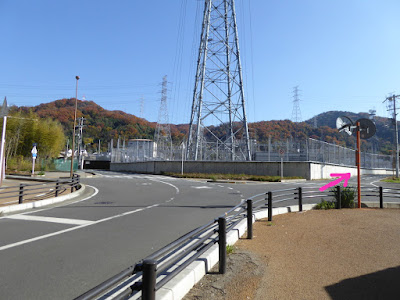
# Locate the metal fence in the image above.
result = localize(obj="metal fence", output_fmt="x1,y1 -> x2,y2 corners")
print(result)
110,138 -> 393,169
0,174 -> 80,205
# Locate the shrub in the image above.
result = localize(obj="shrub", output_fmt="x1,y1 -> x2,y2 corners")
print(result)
331,186 -> 355,208
315,200 -> 336,210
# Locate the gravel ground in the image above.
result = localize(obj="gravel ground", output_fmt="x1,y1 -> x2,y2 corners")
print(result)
185,208 -> 400,300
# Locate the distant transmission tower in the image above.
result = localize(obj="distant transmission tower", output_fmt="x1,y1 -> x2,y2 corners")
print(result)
186,0 -> 251,161
291,86 -> 302,122
140,96 -> 144,119
154,76 -> 173,159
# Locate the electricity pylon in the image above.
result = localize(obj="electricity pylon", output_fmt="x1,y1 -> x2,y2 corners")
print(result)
155,75 -> 173,159
186,0 -> 251,161
291,86 -> 302,123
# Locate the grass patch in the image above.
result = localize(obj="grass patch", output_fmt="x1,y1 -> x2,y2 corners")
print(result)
226,244 -> 235,255
163,172 -> 303,182
382,176 -> 400,183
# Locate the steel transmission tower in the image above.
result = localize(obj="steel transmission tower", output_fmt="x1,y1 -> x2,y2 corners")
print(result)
291,86 -> 302,123
186,0 -> 251,161
155,76 -> 173,159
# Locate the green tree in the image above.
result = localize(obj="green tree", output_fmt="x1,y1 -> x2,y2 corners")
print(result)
1,111 -> 65,160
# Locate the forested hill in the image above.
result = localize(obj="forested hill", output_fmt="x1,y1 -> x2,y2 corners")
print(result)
12,99 -> 395,154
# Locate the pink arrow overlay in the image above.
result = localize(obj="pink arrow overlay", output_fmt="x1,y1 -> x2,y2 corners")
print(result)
319,173 -> 351,192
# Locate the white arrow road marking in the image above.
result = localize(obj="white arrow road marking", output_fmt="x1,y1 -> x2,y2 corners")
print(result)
5,215 -> 93,226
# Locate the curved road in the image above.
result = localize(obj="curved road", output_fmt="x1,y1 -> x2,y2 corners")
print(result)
0,171 -> 388,299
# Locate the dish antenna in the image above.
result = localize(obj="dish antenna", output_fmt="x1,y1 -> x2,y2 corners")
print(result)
336,116 -> 353,136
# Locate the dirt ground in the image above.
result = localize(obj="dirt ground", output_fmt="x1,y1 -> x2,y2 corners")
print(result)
184,209 -> 400,300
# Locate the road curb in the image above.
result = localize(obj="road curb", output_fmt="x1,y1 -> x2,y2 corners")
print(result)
156,203 -> 317,300
362,201 -> 400,209
0,184 -> 86,215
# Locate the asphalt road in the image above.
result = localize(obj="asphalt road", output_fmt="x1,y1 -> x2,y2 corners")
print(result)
0,171 -> 391,299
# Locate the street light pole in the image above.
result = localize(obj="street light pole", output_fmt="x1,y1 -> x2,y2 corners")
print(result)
70,76 -> 79,178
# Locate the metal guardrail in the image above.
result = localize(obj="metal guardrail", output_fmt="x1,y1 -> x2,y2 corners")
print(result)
0,174 -> 81,205
76,184 -> 399,300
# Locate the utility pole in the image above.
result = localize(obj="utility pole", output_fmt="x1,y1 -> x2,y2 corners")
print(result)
384,95 -> 400,177
70,76 -> 79,178
76,117 -> 85,169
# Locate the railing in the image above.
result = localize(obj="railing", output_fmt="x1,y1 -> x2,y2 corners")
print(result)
76,184 -> 399,300
0,174 -> 81,205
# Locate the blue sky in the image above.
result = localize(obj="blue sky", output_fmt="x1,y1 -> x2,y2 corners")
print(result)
1,0 -> 400,125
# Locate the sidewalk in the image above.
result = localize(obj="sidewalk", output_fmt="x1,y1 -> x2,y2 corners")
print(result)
186,208 -> 400,299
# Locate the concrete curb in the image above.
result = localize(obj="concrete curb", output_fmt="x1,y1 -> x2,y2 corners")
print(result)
156,203 -> 316,300
362,201 -> 400,209
0,184 -> 86,215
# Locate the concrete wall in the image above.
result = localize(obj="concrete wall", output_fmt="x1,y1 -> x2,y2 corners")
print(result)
111,161 -> 393,180
111,161 -> 310,179
309,163 -> 392,180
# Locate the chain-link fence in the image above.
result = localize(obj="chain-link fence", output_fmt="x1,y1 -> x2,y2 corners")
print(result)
110,138 -> 393,169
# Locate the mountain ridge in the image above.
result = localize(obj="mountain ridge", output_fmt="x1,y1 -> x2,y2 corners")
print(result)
11,99 -> 394,154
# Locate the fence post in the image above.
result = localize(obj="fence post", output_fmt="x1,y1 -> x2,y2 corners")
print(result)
19,184 -> 25,204
142,259 -> 156,300
218,217 -> 226,274
76,174 -> 80,191
379,186 -> 383,209
247,199 -> 253,239
55,180 -> 60,197
336,186 -> 341,209
268,191 -> 272,222
298,187 -> 303,212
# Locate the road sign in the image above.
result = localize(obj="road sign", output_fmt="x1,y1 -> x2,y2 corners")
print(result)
279,148 -> 285,156
31,146 -> 37,158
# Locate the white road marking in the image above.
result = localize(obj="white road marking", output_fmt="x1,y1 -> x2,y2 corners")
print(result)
227,187 -> 233,190
0,203 -> 159,252
147,177 -> 180,194
5,215 -> 93,225
0,185 -> 100,218
191,186 -> 212,189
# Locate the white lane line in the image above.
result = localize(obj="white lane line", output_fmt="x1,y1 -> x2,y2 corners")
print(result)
0,203 -> 159,252
147,177 -> 180,194
5,215 -> 93,225
0,185 -> 100,218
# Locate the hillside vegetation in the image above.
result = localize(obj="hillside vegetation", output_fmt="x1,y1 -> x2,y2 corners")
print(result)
11,99 -> 395,155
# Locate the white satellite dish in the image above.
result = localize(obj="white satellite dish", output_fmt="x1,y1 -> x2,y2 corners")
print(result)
336,116 -> 353,136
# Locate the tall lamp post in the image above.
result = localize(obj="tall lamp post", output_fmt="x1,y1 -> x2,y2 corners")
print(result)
70,76 -> 80,178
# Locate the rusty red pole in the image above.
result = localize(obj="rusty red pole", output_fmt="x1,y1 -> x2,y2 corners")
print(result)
356,122 -> 361,208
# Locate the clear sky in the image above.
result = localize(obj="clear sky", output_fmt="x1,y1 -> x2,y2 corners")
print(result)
1,0 -> 400,125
